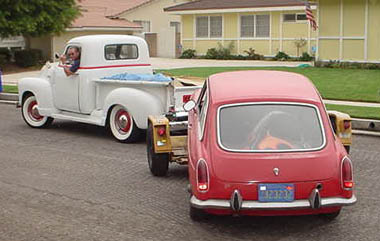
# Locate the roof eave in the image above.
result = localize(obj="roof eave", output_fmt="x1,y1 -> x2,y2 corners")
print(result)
165,5 -> 317,15
67,26 -> 143,32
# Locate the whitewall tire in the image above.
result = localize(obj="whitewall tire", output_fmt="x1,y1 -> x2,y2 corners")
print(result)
21,94 -> 53,128
108,105 -> 143,143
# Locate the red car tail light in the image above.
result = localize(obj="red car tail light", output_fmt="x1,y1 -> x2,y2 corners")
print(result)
342,156 -> 354,189
343,120 -> 351,129
196,159 -> 209,192
157,126 -> 166,136
183,95 -> 191,104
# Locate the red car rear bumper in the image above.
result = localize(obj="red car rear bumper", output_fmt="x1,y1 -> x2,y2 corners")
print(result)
190,194 -> 356,213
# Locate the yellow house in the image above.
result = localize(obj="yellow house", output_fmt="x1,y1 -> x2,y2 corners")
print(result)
317,0 -> 380,62
165,0 -> 318,57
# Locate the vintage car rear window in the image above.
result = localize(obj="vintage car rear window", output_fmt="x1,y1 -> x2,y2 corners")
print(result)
218,103 -> 325,152
105,44 -> 138,60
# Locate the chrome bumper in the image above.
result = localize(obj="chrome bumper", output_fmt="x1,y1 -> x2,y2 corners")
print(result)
190,195 -> 357,210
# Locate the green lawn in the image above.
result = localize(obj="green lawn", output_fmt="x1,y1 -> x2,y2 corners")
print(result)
325,104 -> 380,120
158,67 -> 380,103
2,85 -> 18,93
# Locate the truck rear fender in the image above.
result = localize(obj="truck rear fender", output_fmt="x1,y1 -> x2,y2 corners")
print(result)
18,77 -> 55,115
103,88 -> 164,129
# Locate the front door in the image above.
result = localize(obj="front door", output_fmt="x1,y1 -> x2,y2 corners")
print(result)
52,65 -> 80,113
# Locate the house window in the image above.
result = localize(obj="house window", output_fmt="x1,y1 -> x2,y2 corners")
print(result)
170,21 -> 181,33
241,15 -> 255,37
210,16 -> 222,38
196,16 -> 222,38
240,14 -> 270,38
297,14 -> 308,21
256,15 -> 270,37
196,16 -> 208,38
133,20 -> 151,32
283,14 -> 308,22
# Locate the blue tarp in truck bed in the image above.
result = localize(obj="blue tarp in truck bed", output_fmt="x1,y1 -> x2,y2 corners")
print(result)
101,73 -> 172,82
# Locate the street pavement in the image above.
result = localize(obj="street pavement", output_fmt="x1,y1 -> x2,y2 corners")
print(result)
0,103 -> 379,241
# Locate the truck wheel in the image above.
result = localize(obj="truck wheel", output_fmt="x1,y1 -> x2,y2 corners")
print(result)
147,122 -> 169,176
22,94 -> 53,128
109,105 -> 142,143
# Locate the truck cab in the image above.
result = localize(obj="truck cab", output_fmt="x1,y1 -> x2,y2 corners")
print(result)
18,35 -> 197,143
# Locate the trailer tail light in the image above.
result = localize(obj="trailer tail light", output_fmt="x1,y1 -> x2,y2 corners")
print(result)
196,159 -> 209,192
157,126 -> 166,136
342,157 -> 354,189
183,95 -> 191,104
343,120 -> 351,130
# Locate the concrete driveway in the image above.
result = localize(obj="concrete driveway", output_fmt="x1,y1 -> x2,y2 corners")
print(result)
2,58 -> 310,85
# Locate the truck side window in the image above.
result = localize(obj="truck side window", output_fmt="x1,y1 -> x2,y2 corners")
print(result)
105,44 -> 138,60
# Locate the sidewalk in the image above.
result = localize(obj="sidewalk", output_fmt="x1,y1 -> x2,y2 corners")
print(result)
1,58 -> 310,85
324,99 -> 380,108
2,70 -> 40,86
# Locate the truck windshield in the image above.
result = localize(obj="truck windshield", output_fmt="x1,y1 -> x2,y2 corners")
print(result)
218,103 -> 325,152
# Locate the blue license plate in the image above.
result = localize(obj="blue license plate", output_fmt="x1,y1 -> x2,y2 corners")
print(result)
258,184 -> 294,202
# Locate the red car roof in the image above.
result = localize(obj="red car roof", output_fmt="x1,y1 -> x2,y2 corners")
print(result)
208,71 -> 322,104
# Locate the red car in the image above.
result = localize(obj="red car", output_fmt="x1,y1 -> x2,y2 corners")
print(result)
186,71 -> 356,220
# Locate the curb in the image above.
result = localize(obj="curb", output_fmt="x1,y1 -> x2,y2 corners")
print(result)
0,93 -> 18,101
1,92 -> 380,137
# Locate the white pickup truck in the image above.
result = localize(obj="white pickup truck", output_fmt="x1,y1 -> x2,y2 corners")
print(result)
18,35 -> 198,142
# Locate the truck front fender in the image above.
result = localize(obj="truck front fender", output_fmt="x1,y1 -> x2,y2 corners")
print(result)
103,88 -> 164,129
18,77 -> 56,116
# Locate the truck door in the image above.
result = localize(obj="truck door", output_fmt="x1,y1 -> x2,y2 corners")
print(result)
52,45 -> 81,113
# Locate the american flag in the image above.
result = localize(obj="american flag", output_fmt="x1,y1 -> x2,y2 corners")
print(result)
305,0 -> 318,31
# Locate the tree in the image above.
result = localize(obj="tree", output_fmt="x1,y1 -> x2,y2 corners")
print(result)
0,0 -> 80,38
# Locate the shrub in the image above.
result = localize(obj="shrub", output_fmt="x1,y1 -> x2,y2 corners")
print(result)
299,52 -> 313,61
243,48 -> 264,60
179,49 -> 196,59
0,54 -> 7,66
0,48 -> 12,62
205,48 -> 219,59
314,60 -> 380,70
205,42 -> 235,60
274,51 -> 291,61
14,49 -> 43,67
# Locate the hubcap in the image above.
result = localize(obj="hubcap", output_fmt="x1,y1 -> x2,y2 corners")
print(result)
28,100 -> 43,121
115,109 -> 131,134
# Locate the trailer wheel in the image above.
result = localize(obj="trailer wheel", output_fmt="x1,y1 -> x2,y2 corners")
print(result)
147,122 -> 169,176
109,105 -> 142,143
22,94 -> 53,128
344,146 -> 350,154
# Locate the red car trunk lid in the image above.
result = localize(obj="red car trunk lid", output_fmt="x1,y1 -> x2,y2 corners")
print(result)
211,150 -> 338,183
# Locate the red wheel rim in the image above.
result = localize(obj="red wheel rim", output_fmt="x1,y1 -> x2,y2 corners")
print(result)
28,100 -> 43,121
115,109 -> 132,134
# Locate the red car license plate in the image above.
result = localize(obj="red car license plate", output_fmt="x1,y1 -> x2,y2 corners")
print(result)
258,184 -> 295,202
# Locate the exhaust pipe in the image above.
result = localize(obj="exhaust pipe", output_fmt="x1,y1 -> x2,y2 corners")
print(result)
309,184 -> 322,209
230,190 -> 243,212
